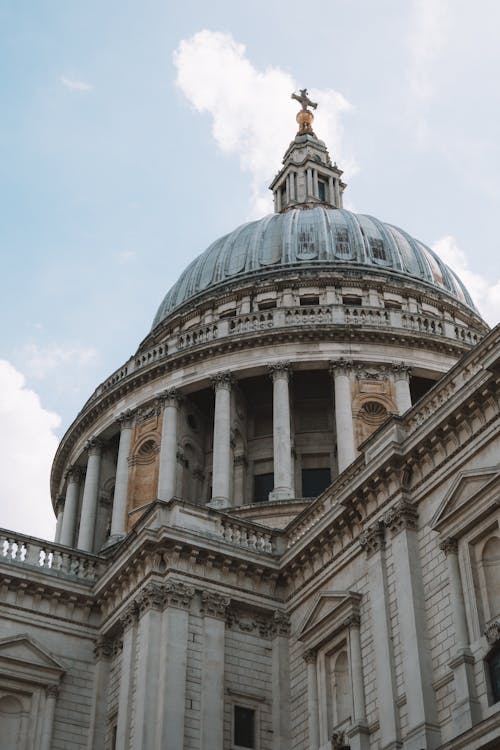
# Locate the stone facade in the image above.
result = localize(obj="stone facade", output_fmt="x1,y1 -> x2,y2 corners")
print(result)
1,114 -> 499,750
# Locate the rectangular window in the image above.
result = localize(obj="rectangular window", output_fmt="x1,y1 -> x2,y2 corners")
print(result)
302,468 -> 331,497
300,296 -> 320,306
254,473 -> 274,502
234,705 -> 256,748
342,295 -> 362,306
258,300 -> 277,310
318,180 -> 327,201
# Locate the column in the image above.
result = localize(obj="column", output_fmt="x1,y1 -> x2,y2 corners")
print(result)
344,615 -> 369,750
60,466 -> 82,547
440,538 -> 480,733
290,172 -> 296,201
233,455 -> 247,506
304,650 -> 319,750
384,499 -> 440,750
39,685 -> 58,750
158,389 -> 181,501
285,175 -> 290,204
200,591 -> 230,750
271,611 -> 291,750
313,169 -> 319,198
328,176 -> 334,205
133,584 -> 164,750
359,521 -> 400,750
307,168 -> 313,196
210,373 -> 232,508
392,363 -> 412,414
116,603 -> 138,750
77,438 -> 103,552
269,363 -> 293,500
330,359 -> 356,472
110,410 -> 135,539
87,636 -> 113,750
54,496 -> 65,543
155,582 -> 195,749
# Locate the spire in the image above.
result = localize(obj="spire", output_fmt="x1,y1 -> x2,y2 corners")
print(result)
269,89 -> 347,213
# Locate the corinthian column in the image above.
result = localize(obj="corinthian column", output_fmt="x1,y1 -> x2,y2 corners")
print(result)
210,373 -> 232,508
110,410 -> 135,539
60,466 -> 83,547
269,363 -> 293,500
392,362 -> 412,414
158,389 -> 181,501
77,437 -> 104,552
330,359 -> 356,472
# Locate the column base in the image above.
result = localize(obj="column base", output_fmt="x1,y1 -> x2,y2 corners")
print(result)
269,487 -> 293,501
208,496 -> 231,509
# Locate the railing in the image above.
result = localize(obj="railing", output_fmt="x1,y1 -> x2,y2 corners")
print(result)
177,325 -> 218,350
401,313 -> 444,336
219,518 -> 275,554
285,306 -> 333,325
229,313 -> 274,334
0,531 -> 105,583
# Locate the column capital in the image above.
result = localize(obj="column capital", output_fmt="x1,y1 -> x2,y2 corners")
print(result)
136,582 -> 165,613
55,495 -> 65,513
440,537 -> 459,556
211,371 -> 233,391
391,361 -> 412,382
64,464 -> 84,483
94,635 -> 114,660
384,498 -> 418,534
271,609 -> 291,637
268,361 -> 292,381
329,357 -> 354,377
359,521 -> 386,556
85,436 -> 104,456
484,619 -> 500,646
343,613 -> 361,630
164,580 -> 195,610
303,648 -> 317,664
117,408 -> 135,429
119,602 -> 138,631
159,388 -> 182,406
200,590 -> 231,619
45,684 -> 59,699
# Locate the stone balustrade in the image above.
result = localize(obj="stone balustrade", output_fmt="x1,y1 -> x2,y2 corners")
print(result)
0,530 -> 104,583
219,518 -> 275,554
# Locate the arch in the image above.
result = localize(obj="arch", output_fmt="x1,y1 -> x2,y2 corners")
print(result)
334,650 -> 351,724
0,694 -> 23,750
482,536 -> 500,618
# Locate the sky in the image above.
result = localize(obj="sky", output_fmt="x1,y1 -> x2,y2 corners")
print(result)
1,0 -> 500,539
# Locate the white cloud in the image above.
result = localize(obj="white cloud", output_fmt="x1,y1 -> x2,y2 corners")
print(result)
407,0 -> 449,140
113,249 -> 137,264
174,30 -> 355,216
0,361 -> 60,539
60,76 -> 94,93
432,236 -> 500,326
21,343 -> 98,379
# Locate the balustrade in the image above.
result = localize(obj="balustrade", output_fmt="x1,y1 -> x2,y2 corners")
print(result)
219,519 -> 274,554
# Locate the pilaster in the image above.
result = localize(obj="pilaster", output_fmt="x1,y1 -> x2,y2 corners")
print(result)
271,610 -> 291,750
303,649 -> 320,750
39,685 -> 59,750
54,495 -> 65,543
87,635 -> 114,750
344,614 -> 370,750
116,603 -> 138,750
200,590 -> 230,749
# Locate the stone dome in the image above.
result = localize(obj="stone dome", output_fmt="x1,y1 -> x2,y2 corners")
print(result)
152,207 -> 476,328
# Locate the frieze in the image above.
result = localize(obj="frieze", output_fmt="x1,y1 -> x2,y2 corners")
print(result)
355,364 -> 389,381
135,399 -> 162,425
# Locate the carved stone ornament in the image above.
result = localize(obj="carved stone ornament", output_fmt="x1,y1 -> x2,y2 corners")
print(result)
55,495 -> 65,513
135,582 -> 165,613
343,613 -> 361,629
65,464 -> 84,484
94,635 -> 114,660
159,388 -> 181,407
303,648 -> 317,664
271,609 -> 291,637
355,364 -> 388,381
211,371 -> 233,390
117,408 -> 135,429
391,362 -> 412,381
359,521 -> 385,556
484,620 -> 500,646
331,730 -> 346,750
226,609 -> 273,637
135,399 -> 162,425
234,454 -> 248,467
384,498 -> 418,534
329,358 -> 354,377
45,685 -> 60,699
85,436 -> 104,455
439,537 -> 459,555
200,590 -> 231,619
163,581 -> 195,609
119,602 -> 138,631
268,361 -> 292,381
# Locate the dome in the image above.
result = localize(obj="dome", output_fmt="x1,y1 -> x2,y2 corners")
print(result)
152,207 -> 476,328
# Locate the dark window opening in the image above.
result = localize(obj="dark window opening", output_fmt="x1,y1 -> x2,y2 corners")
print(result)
318,180 -> 327,201
220,309 -> 236,319
281,185 -> 286,206
234,705 -> 256,748
384,300 -> 402,310
254,473 -> 274,502
488,648 -> 500,703
410,375 -> 437,405
302,468 -> 331,497
300,296 -> 320,306
258,300 -> 277,310
343,296 -> 362,306
336,228 -> 350,255
370,238 -> 386,260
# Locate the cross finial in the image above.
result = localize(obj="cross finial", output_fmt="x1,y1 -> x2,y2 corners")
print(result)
291,88 -> 318,111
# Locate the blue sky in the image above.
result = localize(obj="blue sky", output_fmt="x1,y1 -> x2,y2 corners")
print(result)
1,1 -> 499,537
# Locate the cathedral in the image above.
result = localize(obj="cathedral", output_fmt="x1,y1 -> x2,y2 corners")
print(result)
0,92 -> 499,750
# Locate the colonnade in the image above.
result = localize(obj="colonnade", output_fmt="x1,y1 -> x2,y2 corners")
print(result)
55,361 -> 412,552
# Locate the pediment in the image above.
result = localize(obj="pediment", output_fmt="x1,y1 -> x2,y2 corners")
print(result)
430,465 -> 500,534
298,591 -> 361,645
0,635 -> 65,674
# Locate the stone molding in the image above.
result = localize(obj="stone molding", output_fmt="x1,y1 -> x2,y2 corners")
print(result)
200,590 -> 231,619
359,521 -> 386,556
159,388 -> 182,407
484,620 -> 500,646
117,408 -> 135,429
384,498 -> 419,534
439,537 -> 459,555
268,361 -> 292,381
211,371 -> 233,391
329,357 -> 354,377
85,436 -> 104,456
391,361 -> 412,381
163,580 -> 195,610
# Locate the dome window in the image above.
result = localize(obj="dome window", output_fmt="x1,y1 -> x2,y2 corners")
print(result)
370,238 -> 386,260
335,229 -> 350,256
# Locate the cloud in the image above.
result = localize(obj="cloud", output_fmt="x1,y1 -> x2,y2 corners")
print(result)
432,236 -> 500,326
407,0 -> 449,140
60,76 -> 94,93
0,360 -> 60,539
20,343 -> 98,379
113,249 -> 137,264
174,30 -> 355,216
